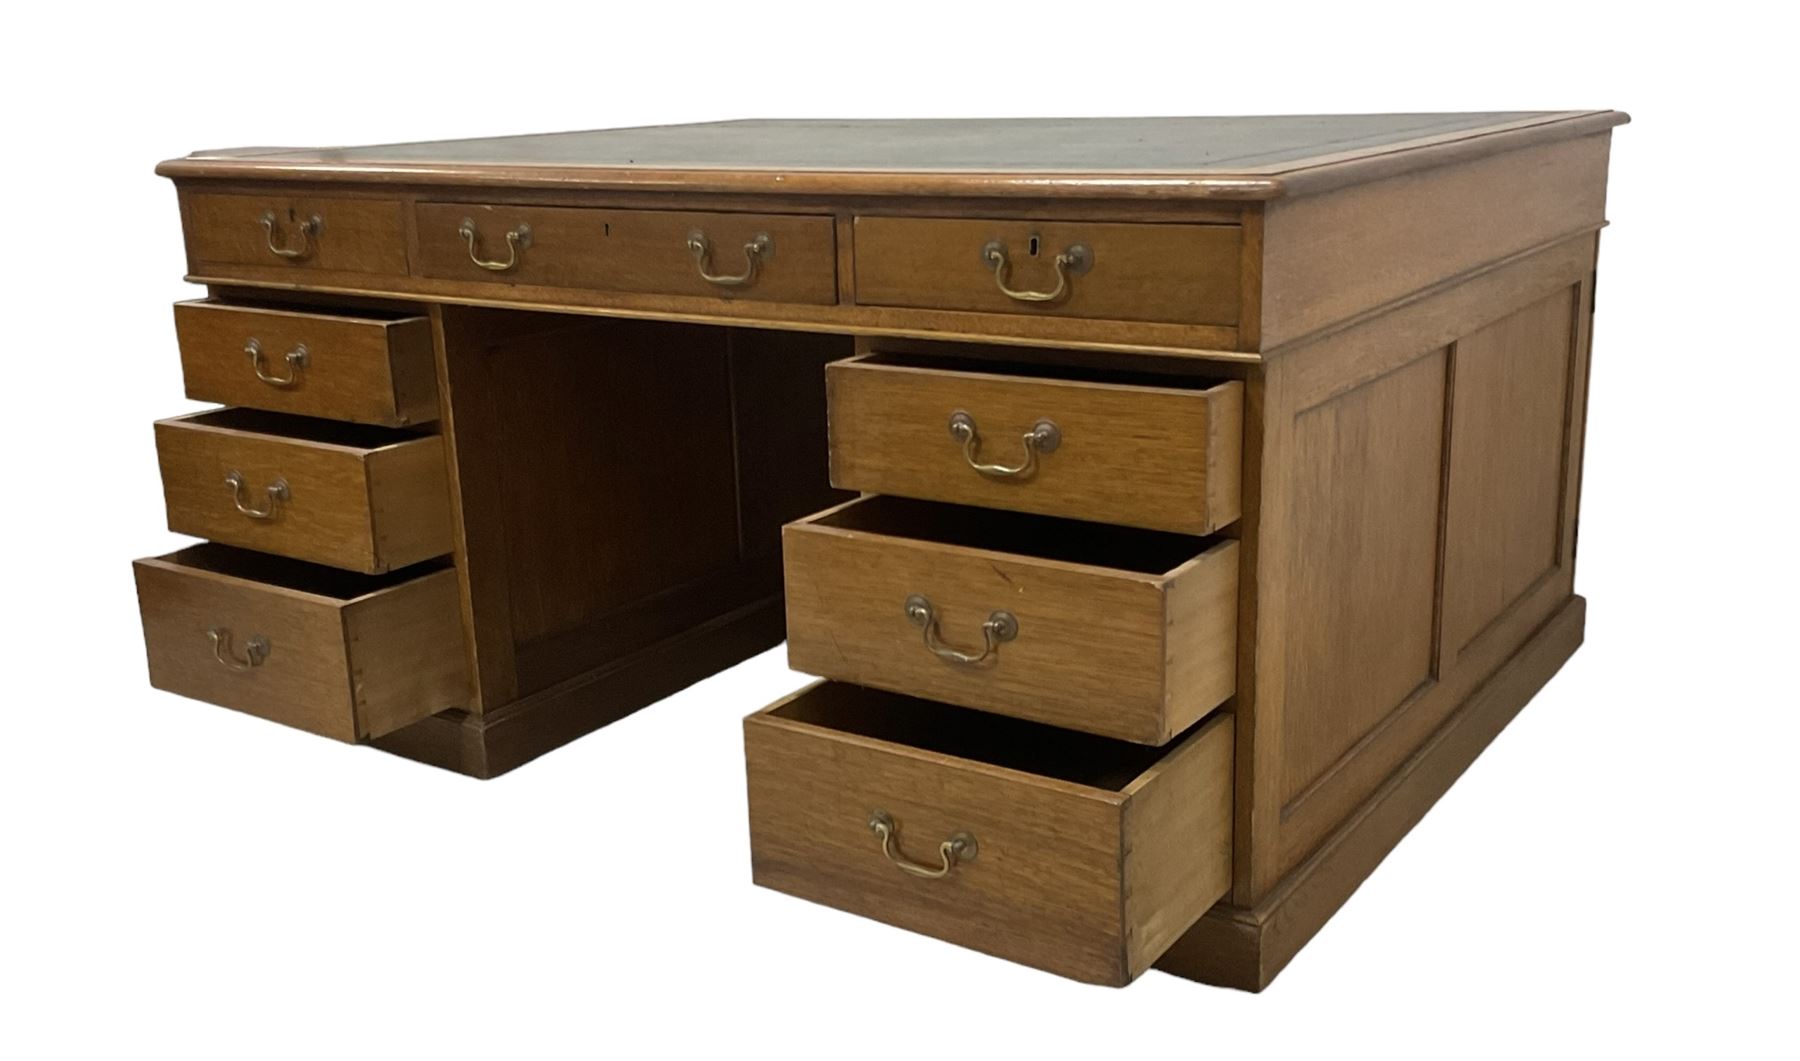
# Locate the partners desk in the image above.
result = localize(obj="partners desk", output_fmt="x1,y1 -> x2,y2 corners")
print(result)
135,113 -> 1626,989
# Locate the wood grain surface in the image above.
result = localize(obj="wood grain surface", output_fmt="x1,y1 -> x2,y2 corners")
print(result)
783,496 -> 1237,744
413,202 -> 837,304
853,216 -> 1239,325
1158,595 -> 1585,990
134,544 -> 466,742
745,682 -> 1232,985
174,300 -> 438,426
1441,289 -> 1578,660
154,409 -> 451,574
181,192 -> 409,276
139,114 -> 1621,993
827,353 -> 1242,534
1258,132 -> 1611,348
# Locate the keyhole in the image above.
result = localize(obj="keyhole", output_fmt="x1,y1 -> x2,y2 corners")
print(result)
1028,235 -> 1040,257
603,223 -> 611,237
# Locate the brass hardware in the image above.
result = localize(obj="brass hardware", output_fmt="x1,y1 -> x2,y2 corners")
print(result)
260,210 -> 322,260
904,594 -> 1017,666
224,471 -> 289,520
980,239 -> 1091,302
687,230 -> 773,287
244,338 -> 307,387
948,410 -> 1060,479
208,627 -> 269,672
868,810 -> 977,879
458,217 -> 531,272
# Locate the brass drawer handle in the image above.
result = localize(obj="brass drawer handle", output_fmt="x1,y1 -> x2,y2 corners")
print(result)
980,239 -> 1092,303
458,217 -> 531,272
260,210 -> 322,260
868,811 -> 977,879
948,410 -> 1060,479
208,627 -> 269,672
687,230 -> 772,287
904,594 -> 1017,666
245,338 -> 307,387
224,471 -> 289,520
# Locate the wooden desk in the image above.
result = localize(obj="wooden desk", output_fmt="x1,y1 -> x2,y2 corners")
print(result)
136,112 -> 1626,989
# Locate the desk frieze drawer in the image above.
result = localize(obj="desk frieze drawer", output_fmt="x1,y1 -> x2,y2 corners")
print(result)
783,496 -> 1239,745
179,192 -> 409,277
412,203 -> 838,304
174,300 -> 438,427
853,216 -> 1240,325
155,409 -> 453,574
134,544 -> 467,743
746,682 -> 1234,985
828,353 -> 1243,535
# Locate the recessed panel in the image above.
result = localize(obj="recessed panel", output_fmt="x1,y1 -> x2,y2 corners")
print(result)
1442,289 -> 1577,657
1281,350 -> 1448,806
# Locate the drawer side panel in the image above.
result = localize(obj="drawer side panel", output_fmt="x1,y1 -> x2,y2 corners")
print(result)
1121,713 -> 1235,978
342,568 -> 470,738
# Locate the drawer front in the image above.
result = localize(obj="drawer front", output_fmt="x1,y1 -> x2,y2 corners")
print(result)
174,301 -> 438,427
134,545 -> 467,742
412,203 -> 838,304
745,683 -> 1234,985
853,217 -> 1240,325
828,354 -> 1243,535
181,192 -> 408,276
783,497 -> 1239,744
155,410 -> 452,574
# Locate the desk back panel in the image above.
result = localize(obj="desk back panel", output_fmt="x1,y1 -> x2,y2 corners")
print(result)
432,307 -> 847,709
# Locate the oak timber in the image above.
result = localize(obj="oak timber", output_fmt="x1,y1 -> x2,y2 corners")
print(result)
138,113 -> 1622,991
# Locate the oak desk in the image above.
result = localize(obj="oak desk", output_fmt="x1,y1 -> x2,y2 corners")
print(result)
137,112 -> 1625,989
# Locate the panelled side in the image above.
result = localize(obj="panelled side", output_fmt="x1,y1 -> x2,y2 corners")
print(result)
1226,234 -> 1601,896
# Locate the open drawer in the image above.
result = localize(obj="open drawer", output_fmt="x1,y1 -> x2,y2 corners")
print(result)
783,495 -> 1239,745
173,299 -> 437,427
745,681 -> 1234,985
155,408 -> 452,574
133,544 -> 468,742
826,352 -> 1243,534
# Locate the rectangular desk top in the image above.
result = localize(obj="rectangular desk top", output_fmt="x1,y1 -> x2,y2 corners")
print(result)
158,111 -> 1627,201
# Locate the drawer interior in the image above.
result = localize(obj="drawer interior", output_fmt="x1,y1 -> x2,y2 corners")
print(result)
856,350 -> 1232,392
770,680 -> 1204,792
160,542 -> 446,600
138,543 -> 467,741
804,494 -> 1216,575
194,296 -> 424,324
176,407 -> 431,449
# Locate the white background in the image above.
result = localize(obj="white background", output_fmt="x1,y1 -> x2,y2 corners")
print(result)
3,2 -> 1796,1057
